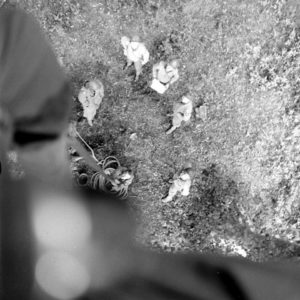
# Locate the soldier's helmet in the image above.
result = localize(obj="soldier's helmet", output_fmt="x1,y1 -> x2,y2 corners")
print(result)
180,172 -> 191,180
131,35 -> 141,43
121,36 -> 130,47
169,59 -> 179,69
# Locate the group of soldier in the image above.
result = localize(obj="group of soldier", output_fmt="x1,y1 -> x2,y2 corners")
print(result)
2,9 -> 300,299
77,34 -> 194,203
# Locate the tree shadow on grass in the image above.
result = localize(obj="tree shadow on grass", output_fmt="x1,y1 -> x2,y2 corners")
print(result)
181,163 -> 300,262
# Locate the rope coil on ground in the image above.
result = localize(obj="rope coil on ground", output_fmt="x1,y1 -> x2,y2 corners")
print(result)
91,156 -> 129,199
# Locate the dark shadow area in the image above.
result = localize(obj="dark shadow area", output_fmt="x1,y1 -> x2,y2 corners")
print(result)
178,163 -> 300,262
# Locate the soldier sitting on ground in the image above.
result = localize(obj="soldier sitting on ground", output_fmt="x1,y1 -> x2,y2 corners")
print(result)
121,35 -> 150,81
162,165 -> 193,203
150,59 -> 179,94
6,9 -> 300,300
166,94 -> 193,135
78,79 -> 104,126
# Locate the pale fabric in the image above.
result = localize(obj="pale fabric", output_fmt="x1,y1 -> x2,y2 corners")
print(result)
152,61 -> 170,83
173,174 -> 192,196
121,36 -> 130,55
165,64 -> 179,84
152,61 -> 179,93
121,36 -> 149,65
78,80 -> 104,126
167,96 -> 193,133
196,105 -> 208,121
111,170 -> 134,191
173,97 -> 193,124
162,174 -> 192,202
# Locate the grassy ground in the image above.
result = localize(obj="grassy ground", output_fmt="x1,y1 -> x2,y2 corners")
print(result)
7,0 -> 300,261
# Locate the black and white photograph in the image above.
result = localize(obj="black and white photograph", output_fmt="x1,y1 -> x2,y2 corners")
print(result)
0,0 -> 300,299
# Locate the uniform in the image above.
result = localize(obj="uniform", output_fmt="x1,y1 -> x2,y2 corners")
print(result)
151,60 -> 179,94
162,172 -> 192,203
0,7 -> 72,300
121,36 -> 150,81
166,95 -> 193,134
78,79 -> 104,126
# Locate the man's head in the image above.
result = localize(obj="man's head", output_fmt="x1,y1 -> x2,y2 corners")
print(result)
179,171 -> 190,181
169,59 -> 179,69
180,163 -> 193,180
121,36 -> 130,47
130,35 -> 141,49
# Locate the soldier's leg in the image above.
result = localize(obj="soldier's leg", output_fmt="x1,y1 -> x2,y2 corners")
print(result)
162,184 -> 178,202
134,60 -> 143,81
181,182 -> 191,196
166,126 -> 177,135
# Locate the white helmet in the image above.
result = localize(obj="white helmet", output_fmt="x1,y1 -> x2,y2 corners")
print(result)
181,96 -> 191,104
180,173 -> 190,181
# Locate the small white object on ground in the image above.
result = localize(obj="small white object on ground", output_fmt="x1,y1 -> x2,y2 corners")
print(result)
195,105 -> 207,121
129,133 -> 137,140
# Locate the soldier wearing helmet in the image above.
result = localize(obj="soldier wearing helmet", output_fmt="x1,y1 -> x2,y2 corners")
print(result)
121,35 -> 150,81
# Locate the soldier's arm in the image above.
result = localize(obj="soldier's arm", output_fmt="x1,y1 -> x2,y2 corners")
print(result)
169,70 -> 180,84
182,180 -> 191,196
121,36 -> 130,56
0,8 -> 72,188
95,80 -> 105,100
173,102 -> 183,114
141,46 -> 150,65
94,89 -> 104,106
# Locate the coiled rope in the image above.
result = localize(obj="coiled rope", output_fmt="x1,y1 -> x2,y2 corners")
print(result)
70,126 -> 131,199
